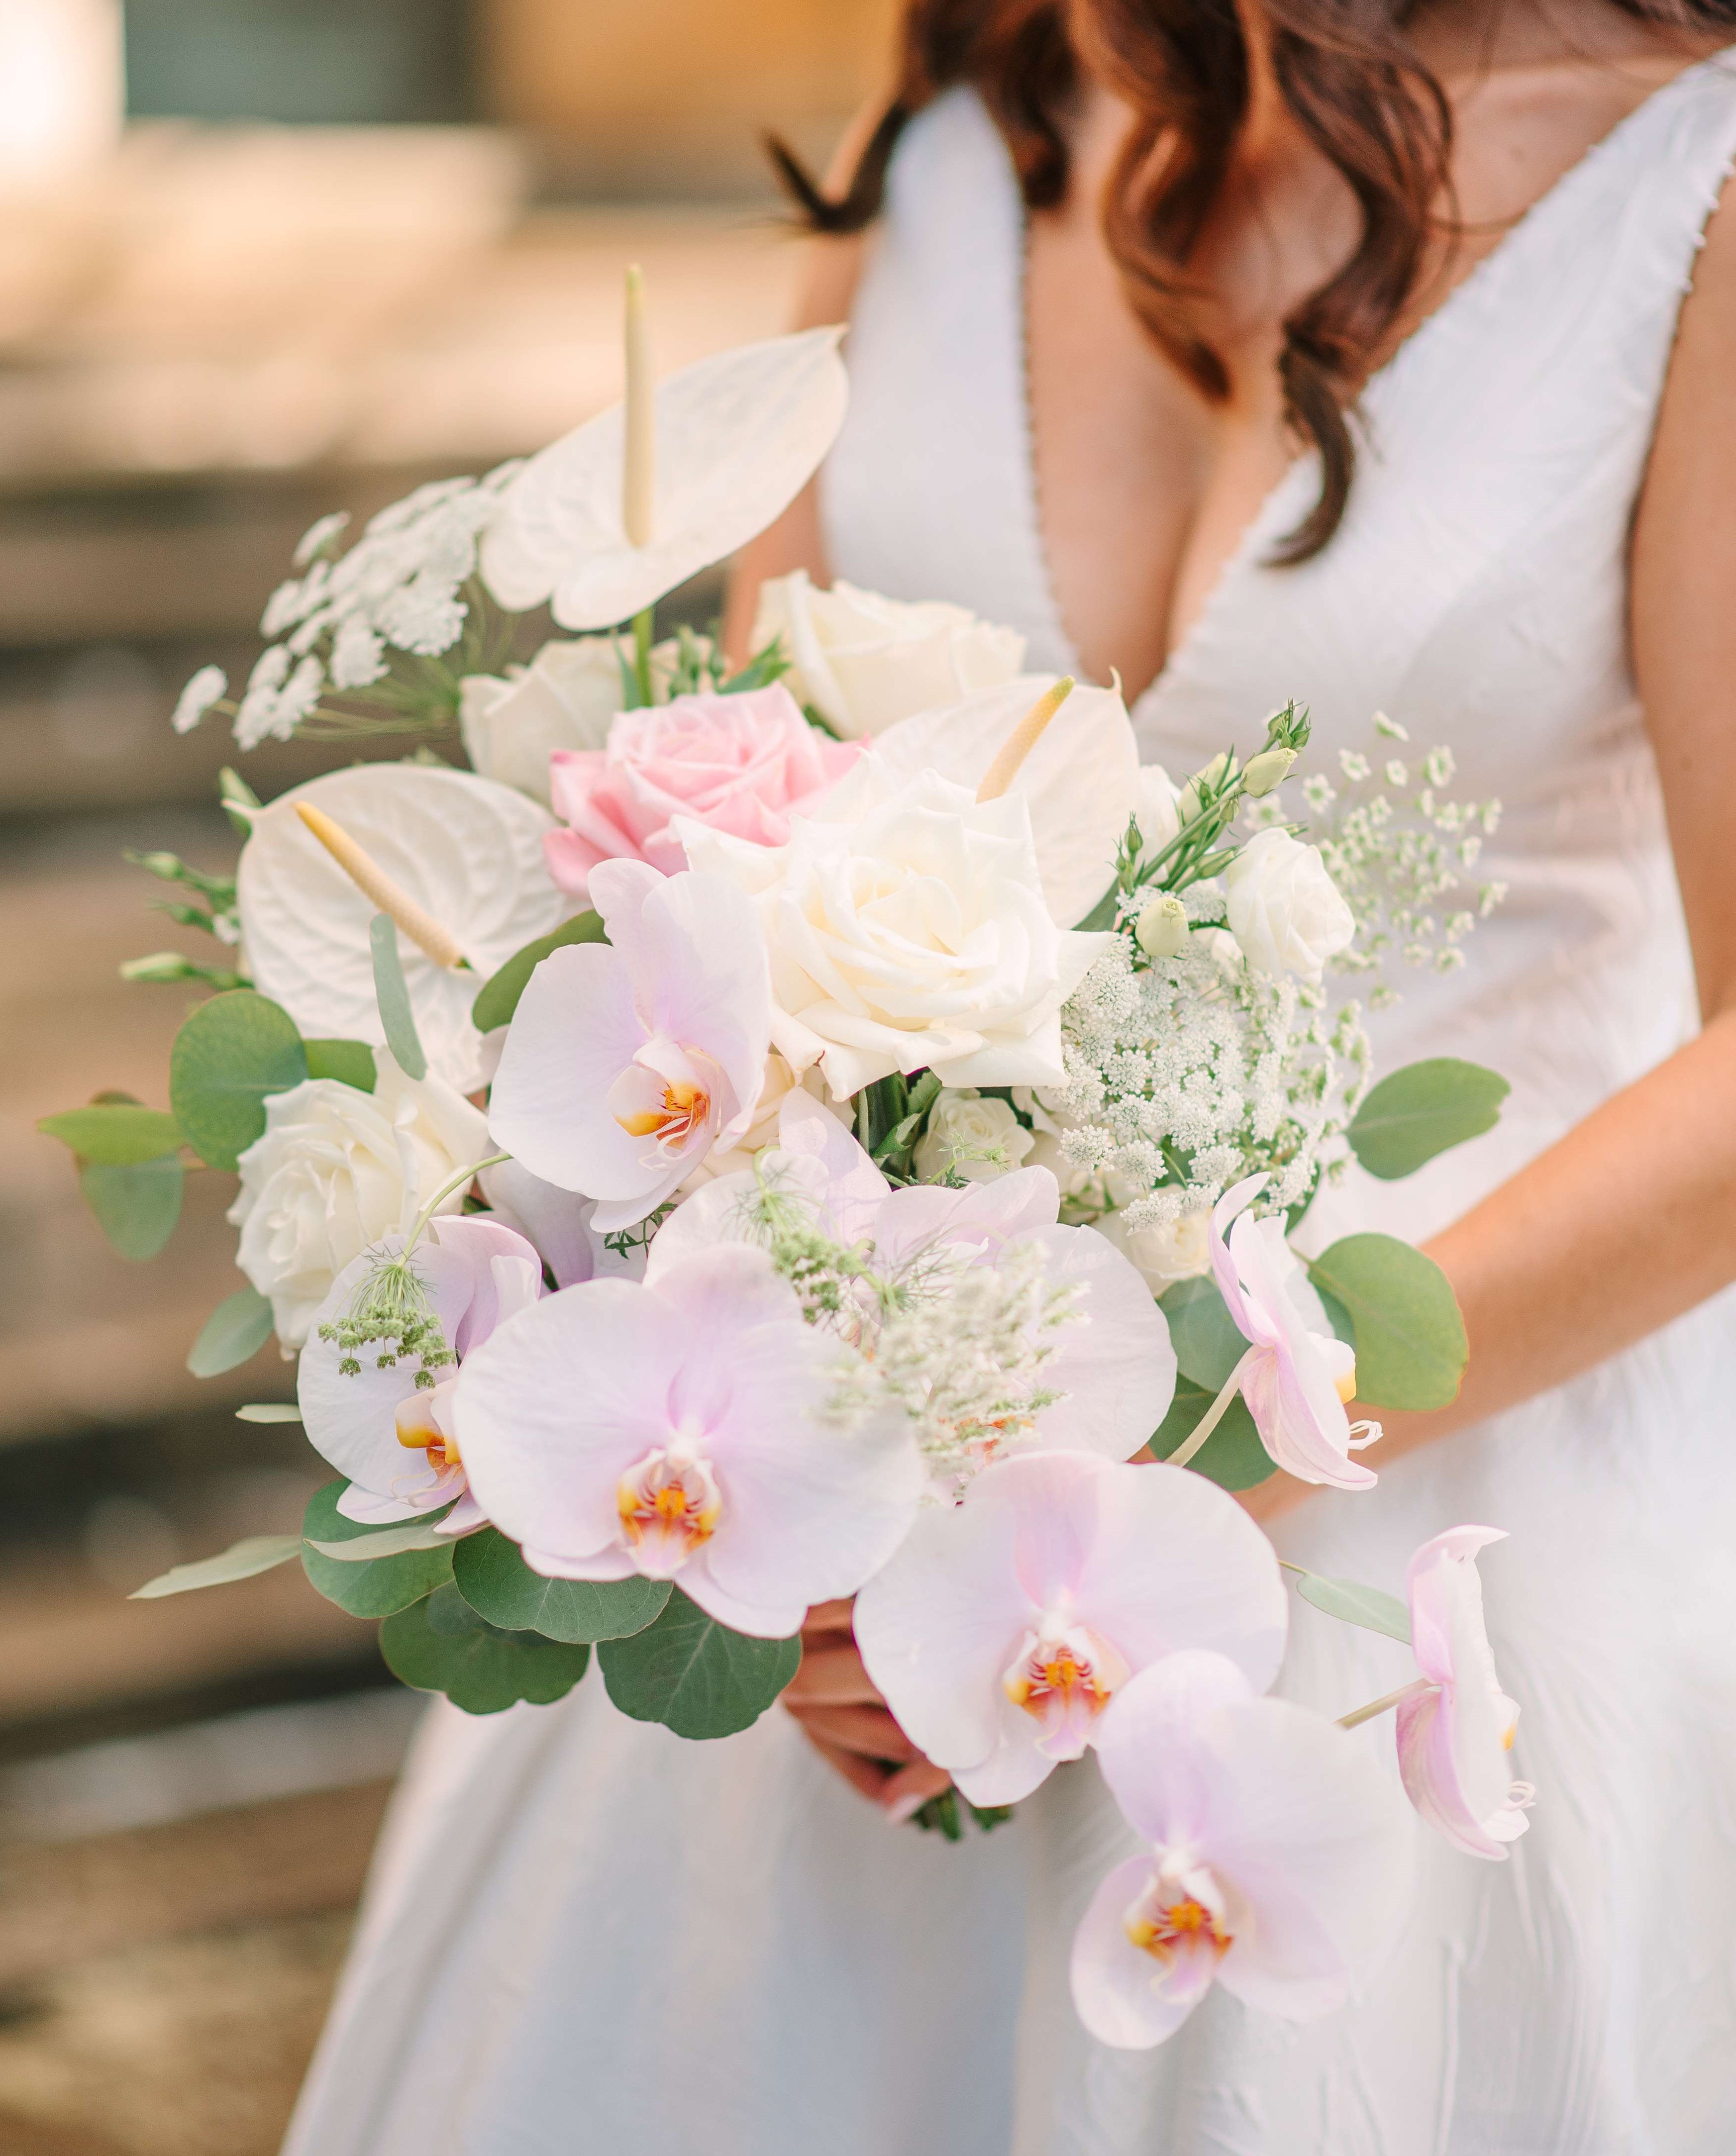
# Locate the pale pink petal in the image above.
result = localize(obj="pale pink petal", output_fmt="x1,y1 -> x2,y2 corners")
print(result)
641,1154 -> 832,1282
775,1089 -> 889,1246
1240,1340 -> 1378,1490
633,871 -> 772,1140
1023,1223 -> 1178,1459
1070,1856 -> 1208,2050
479,1156 -> 636,1286
873,1166 -> 1061,1276
487,943 -> 651,1199
1209,1174 -> 1270,1340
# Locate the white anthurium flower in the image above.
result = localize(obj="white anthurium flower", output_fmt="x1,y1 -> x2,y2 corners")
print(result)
227,1050 -> 489,1351
1225,826 -> 1356,982
1070,1651 -> 1412,2050
487,858 -> 772,1235
453,1244 -> 924,1637
750,572 -> 1026,740
298,1215 -> 545,1534
678,761 -> 1114,1099
856,1454 -> 1288,1807
236,763 -> 568,1094
480,327 -> 850,633
866,676 -> 1140,927
460,634 -> 701,806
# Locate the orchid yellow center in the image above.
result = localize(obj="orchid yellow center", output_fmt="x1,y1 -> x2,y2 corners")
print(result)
1002,1618 -> 1130,1761
1334,1357 -> 1358,1404
616,1078 -> 710,1142
395,1391 -> 461,1474
1123,1855 -> 1235,1979
616,1443 -> 721,1578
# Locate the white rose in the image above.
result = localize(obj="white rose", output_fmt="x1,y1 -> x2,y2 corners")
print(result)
1133,763 -> 1182,856
460,636 -> 705,806
679,759 -> 1112,1099
1225,826 -> 1356,982
1090,1208 -> 1213,1295
227,1053 -> 488,1350
752,571 -> 1025,740
913,1089 -> 1036,1184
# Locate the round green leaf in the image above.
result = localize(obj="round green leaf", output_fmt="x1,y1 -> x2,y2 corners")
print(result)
451,1528 -> 670,1643
187,1285 -> 275,1376
300,1478 -> 455,1618
380,1584 -> 592,1713
169,990 -> 308,1171
80,1156 -> 183,1260
1346,1058 -> 1510,1181
1307,1235 -> 1468,1411
597,1588 -> 801,1739
472,911 -> 607,1034
1149,1376 -> 1274,1491
303,1039 -> 376,1091
39,1103 -> 184,1163
1158,1275 -> 1247,1391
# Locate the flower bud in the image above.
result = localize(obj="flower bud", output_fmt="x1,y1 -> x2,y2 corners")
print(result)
1134,893 -> 1190,959
1240,747 -> 1297,797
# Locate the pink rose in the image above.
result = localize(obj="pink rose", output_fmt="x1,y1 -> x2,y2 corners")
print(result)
543,685 -> 861,898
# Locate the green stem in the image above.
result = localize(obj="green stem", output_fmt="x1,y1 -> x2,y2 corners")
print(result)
632,606 -> 655,706
1337,1677 -> 1434,1732
1165,1349 -> 1255,1470
407,1152 -> 511,1255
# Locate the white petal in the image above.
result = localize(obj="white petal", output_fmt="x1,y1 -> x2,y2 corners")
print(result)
480,329 -> 849,631
1070,1855 -> 1207,2050
1024,1223 -> 1178,1460
487,943 -> 651,1199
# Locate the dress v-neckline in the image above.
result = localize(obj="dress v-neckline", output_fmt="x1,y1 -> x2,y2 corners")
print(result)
1014,44 -> 1736,721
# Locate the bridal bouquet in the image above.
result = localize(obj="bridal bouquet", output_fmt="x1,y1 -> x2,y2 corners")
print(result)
40,275 -> 1531,2051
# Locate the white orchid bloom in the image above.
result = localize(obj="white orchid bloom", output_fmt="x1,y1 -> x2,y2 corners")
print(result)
854,1452 -> 1288,1806
452,1245 -> 923,1637
480,328 -> 849,633
487,858 -> 772,1234
236,763 -> 568,1094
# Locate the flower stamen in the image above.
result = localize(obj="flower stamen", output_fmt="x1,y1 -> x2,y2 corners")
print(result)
616,1444 -> 722,1576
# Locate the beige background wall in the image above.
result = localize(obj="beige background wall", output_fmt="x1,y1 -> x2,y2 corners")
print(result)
481,0 -> 901,195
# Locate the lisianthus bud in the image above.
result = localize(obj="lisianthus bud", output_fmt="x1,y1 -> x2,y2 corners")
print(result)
1134,893 -> 1190,959
1240,747 -> 1297,797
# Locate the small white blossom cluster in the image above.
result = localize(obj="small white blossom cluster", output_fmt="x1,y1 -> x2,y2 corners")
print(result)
1300,714 -> 1505,1003
1048,936 -> 1372,1230
176,469 -> 522,752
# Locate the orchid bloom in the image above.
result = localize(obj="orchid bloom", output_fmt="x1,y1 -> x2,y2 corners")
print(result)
451,1245 -> 923,1637
853,1453 -> 1288,1806
1397,1526 -> 1535,1859
1071,1652 -> 1411,2049
298,1215 -> 545,1536
649,1091 -> 1178,1470
487,858 -> 772,1234
1208,1174 -> 1380,1488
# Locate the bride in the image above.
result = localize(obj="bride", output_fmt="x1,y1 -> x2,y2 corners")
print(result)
285,0 -> 1736,2148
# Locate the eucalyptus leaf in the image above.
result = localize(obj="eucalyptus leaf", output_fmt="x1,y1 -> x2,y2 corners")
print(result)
1347,1058 -> 1509,1180
380,1583 -> 592,1714
130,1534 -> 303,1599
38,1103 -> 184,1164
598,1588 -> 801,1738
1149,1375 -> 1273,1491
303,1038 -> 376,1092
1307,1235 -> 1468,1410
451,1528 -> 671,1643
307,1518 -> 466,1562
187,1285 -> 275,1376
1289,1566 -> 1413,1644
80,1156 -> 183,1261
300,1479 -> 454,1617
1158,1274 -> 1247,1391
471,911 -> 608,1034
236,1403 -> 302,1423
168,990 -> 308,1171
369,914 -> 427,1081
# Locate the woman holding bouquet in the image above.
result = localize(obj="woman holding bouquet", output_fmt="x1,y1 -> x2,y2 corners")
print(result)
287,0 -> 1736,2147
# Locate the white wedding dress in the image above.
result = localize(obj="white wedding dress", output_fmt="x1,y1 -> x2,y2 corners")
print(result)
285,57 -> 1736,2156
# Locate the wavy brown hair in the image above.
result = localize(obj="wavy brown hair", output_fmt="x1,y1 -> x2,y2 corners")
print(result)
773,0 -> 1732,561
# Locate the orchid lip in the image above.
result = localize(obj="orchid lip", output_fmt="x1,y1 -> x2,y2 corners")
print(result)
607,1038 -> 722,1163
1123,1851 -> 1236,1981
616,1441 -> 722,1576
1002,1614 -> 1130,1760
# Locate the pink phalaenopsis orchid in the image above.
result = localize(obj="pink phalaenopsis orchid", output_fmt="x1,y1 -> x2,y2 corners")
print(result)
1070,1652 -> 1411,2049
488,858 -> 772,1234
1207,1173 -> 1380,1488
298,1215 -> 545,1537
1397,1526 -> 1534,1859
452,1245 -> 924,1638
854,1453 -> 1287,1805
543,685 -> 862,900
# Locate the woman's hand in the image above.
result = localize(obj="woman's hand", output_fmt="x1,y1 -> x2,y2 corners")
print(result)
783,1600 -> 953,1823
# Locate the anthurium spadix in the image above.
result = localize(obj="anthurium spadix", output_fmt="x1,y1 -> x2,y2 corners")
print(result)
1201,1173 -> 1381,1489
1070,1652 -> 1411,2050
479,326 -> 850,633
452,1245 -> 923,1636
487,858 -> 772,1234
868,675 -> 1141,928
1397,1526 -> 1534,1859
854,1454 -> 1286,1806
237,763 -> 567,1094
298,1215 -> 544,1535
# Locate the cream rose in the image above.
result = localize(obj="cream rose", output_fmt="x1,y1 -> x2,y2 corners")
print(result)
679,760 -> 1112,1099
751,571 -> 1025,740
1225,827 -> 1356,982
227,1053 -> 488,1350
1089,1208 -> 1213,1296
460,635 -> 703,806
913,1089 -> 1036,1185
